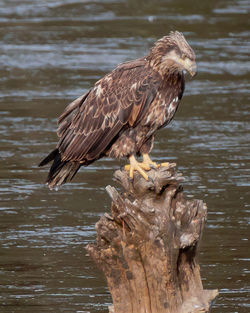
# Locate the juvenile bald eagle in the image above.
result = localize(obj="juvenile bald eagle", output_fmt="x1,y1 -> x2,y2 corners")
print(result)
39,31 -> 196,188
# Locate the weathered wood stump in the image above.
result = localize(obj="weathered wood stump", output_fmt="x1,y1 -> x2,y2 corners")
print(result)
86,164 -> 218,313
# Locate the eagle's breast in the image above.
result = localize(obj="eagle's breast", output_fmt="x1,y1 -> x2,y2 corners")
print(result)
166,96 -> 180,120
141,74 -> 183,134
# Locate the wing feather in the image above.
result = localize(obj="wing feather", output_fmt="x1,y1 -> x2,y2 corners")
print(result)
57,91 -> 90,127
57,58 -> 161,162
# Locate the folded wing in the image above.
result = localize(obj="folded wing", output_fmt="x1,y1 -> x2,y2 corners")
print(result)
56,58 -> 161,163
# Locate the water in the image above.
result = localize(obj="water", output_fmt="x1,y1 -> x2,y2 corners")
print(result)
0,0 -> 249,312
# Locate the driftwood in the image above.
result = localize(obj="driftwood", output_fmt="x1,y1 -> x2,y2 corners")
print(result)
86,164 -> 218,313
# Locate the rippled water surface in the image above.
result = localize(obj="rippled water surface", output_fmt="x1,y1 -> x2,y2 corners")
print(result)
0,0 -> 249,312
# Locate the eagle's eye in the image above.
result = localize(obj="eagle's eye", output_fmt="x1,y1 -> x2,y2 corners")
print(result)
181,53 -> 187,60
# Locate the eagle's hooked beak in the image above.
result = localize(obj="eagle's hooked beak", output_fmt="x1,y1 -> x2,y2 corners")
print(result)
183,58 -> 197,77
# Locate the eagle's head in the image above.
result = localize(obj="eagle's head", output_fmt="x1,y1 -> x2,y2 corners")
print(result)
148,31 -> 197,77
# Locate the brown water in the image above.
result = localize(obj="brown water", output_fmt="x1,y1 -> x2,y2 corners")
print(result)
0,0 -> 249,312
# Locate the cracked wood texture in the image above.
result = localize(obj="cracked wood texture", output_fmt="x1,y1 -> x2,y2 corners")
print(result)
86,164 -> 218,313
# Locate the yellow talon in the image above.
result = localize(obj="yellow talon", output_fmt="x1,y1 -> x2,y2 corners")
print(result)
143,154 -> 170,168
142,153 -> 161,168
139,163 -> 151,170
125,163 -> 150,171
160,162 -> 170,167
125,155 -> 149,180
124,154 -> 171,180
124,164 -> 131,171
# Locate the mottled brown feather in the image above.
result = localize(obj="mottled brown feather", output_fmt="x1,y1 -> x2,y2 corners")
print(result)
57,58 -> 161,162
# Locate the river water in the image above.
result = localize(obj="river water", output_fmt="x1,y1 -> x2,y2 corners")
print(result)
0,0 -> 249,312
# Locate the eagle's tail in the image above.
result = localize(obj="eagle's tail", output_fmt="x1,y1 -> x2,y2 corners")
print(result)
39,149 -> 81,189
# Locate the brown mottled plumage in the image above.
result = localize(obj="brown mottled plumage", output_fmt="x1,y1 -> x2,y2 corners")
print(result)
39,31 -> 196,188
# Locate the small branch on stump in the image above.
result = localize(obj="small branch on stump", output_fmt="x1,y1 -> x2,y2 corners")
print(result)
86,164 -> 218,313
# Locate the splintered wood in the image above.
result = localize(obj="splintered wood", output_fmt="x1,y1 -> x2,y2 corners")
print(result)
86,164 -> 218,313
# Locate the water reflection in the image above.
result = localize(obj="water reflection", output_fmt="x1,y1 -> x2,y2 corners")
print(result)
0,0 -> 249,312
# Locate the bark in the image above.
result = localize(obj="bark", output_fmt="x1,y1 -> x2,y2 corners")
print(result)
86,164 -> 218,313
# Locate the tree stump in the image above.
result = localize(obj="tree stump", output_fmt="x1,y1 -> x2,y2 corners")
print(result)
86,164 -> 218,313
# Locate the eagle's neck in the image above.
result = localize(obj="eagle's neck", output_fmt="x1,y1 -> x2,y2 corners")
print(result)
146,55 -> 183,79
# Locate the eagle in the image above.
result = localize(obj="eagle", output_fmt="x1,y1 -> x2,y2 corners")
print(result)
39,31 -> 196,189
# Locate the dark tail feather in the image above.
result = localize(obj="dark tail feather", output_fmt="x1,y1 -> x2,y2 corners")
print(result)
39,148 -> 58,167
39,148 -> 81,189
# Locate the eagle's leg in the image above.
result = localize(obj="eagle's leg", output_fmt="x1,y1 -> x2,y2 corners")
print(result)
125,155 -> 149,181
142,153 -> 159,168
142,153 -> 170,168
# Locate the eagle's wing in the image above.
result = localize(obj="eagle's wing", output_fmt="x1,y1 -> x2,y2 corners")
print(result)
56,58 -> 161,162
